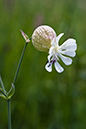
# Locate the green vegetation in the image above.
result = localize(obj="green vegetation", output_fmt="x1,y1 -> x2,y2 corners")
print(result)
0,0 -> 86,129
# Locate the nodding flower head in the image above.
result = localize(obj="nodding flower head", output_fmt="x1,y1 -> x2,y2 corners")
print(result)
31,25 -> 77,73
32,25 -> 56,52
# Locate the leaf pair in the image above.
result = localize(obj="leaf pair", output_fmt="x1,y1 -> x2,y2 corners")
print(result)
0,76 -> 15,99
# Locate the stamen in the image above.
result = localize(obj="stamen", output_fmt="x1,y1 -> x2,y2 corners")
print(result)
47,63 -> 51,67
47,59 -> 56,67
53,60 -> 56,63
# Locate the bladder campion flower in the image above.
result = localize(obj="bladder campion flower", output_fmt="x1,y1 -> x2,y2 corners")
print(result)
32,25 -> 77,73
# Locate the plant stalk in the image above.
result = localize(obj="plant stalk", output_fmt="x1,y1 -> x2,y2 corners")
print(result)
7,42 -> 28,129
13,42 -> 28,84
7,99 -> 11,129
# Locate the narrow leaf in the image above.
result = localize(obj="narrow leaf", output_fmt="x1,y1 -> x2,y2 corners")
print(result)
7,83 -> 15,99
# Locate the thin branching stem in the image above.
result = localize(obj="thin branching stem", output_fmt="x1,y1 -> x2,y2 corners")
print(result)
7,38 -> 31,129
13,42 -> 28,84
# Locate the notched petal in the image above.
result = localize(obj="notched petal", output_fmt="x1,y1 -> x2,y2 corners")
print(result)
59,54 -> 72,65
54,61 -> 64,73
60,39 -> 77,50
61,50 -> 76,57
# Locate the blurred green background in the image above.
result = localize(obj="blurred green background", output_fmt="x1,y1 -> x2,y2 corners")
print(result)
0,0 -> 86,129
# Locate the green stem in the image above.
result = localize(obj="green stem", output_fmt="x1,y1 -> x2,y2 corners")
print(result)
7,99 -> 11,129
13,42 -> 28,84
7,42 -> 28,129
0,76 -> 6,94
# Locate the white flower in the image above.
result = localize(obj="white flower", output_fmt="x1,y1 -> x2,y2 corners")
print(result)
45,33 -> 77,73
31,25 -> 77,73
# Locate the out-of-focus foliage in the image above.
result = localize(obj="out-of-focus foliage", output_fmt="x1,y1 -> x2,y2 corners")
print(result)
0,0 -> 86,129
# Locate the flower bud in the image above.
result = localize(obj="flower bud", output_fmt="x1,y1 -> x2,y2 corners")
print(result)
32,25 -> 56,52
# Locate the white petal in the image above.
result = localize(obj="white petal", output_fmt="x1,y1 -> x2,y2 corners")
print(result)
48,54 -> 52,61
59,53 -> 72,65
54,61 -> 64,73
51,33 -> 64,46
51,37 -> 57,46
45,63 -> 52,72
56,33 -> 64,44
60,39 -> 77,50
61,50 -> 76,57
49,46 -> 54,55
